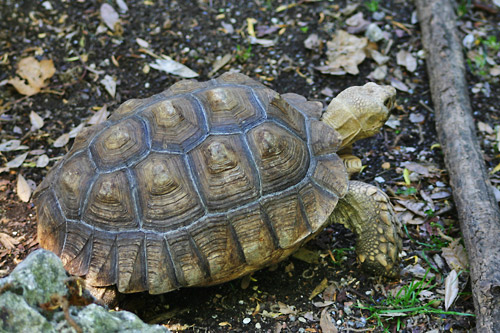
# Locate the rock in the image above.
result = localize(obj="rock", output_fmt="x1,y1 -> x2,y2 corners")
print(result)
0,248 -> 68,306
0,249 -> 169,333
0,292 -> 55,332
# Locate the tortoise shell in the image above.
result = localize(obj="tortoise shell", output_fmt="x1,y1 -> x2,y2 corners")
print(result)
34,72 -> 348,294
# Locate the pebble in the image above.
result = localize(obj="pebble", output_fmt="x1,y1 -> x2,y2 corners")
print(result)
372,11 -> 385,20
255,323 -> 261,329
356,317 -> 367,328
242,318 -> 251,325
365,23 -> 384,42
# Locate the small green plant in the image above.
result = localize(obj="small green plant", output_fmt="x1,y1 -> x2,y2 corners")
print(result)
365,0 -> 379,12
424,208 -> 435,217
300,26 -> 309,33
482,35 -> 500,51
457,0 -> 471,17
358,270 -> 473,331
403,224 -> 450,252
329,247 -> 353,266
395,187 -> 417,196
235,45 -> 252,63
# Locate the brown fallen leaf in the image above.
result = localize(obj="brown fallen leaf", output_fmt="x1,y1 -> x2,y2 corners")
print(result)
309,278 -> 329,300
53,133 -> 70,148
17,173 -> 32,202
0,232 -> 19,250
441,239 -> 469,271
320,308 -> 338,333
444,269 -> 459,310
277,301 -> 297,315
8,57 -> 56,96
315,30 -> 367,75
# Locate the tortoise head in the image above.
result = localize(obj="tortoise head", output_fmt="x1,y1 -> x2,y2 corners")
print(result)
321,82 -> 396,149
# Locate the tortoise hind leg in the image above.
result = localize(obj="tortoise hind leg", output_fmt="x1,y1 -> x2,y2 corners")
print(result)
329,181 -> 403,277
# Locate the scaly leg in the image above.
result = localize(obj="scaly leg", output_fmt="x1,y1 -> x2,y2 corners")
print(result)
329,181 -> 403,277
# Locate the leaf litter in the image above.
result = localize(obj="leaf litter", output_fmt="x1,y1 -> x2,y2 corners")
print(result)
8,57 -> 56,96
0,0 -> 484,331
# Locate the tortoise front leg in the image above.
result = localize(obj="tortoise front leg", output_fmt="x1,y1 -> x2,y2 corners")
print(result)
337,146 -> 362,176
329,181 -> 403,277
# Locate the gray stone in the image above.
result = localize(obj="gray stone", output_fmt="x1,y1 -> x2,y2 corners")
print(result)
0,292 -> 56,332
75,304 -> 167,333
0,249 -> 169,333
0,249 -> 68,306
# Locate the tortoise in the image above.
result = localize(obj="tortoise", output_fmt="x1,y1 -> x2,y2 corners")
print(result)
34,72 -> 402,300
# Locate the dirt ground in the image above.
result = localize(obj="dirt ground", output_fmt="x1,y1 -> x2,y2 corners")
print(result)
1,0 -> 499,332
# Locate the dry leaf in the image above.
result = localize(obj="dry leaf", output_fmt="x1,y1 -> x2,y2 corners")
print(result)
0,232 -> 19,250
312,301 -> 334,307
116,0 -> 128,13
150,57 -> 199,78
309,278 -> 329,300
208,54 -> 232,77
315,30 -> 367,75
100,74 -> 117,98
345,12 -> 369,30
249,36 -> 275,47
36,154 -> 50,168
444,270 -> 459,310
390,77 -> 410,92
396,50 -> 417,72
396,199 -> 427,217
401,161 -> 431,177
319,309 -> 338,333
430,191 -> 451,199
292,248 -> 320,264
0,140 -> 29,152
304,33 -> 320,50
221,21 -> 234,34
53,133 -> 70,148
369,50 -> 390,65
29,111 -> 44,131
278,302 -> 297,315
491,65 -> 500,76
6,152 -> 28,168
88,105 -> 109,125
441,239 -> 469,271
477,121 -> 494,134
8,57 -> 56,96
17,173 -> 32,202
68,123 -> 85,138
100,3 -> 119,31
136,37 -> 149,48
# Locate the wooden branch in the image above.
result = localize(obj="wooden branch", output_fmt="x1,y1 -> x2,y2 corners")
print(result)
415,0 -> 500,331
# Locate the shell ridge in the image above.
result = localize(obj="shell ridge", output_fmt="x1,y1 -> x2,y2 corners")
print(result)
188,232 -> 211,279
79,173 -> 102,226
141,233 -> 148,291
161,235 -> 182,289
258,203 -> 280,249
227,221 -> 247,264
125,168 -> 143,229
240,132 -> 262,197
183,154 -> 209,215
50,188 -> 69,254
190,94 -> 211,135
248,87 -> 269,122
309,176 -> 343,198
297,192 -> 313,234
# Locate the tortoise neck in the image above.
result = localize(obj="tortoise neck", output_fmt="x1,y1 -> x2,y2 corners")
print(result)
321,98 -> 361,149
